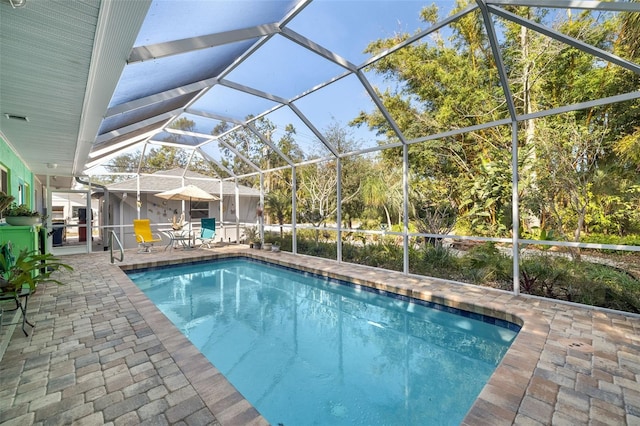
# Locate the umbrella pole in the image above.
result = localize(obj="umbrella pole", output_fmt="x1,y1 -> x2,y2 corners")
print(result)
189,196 -> 193,247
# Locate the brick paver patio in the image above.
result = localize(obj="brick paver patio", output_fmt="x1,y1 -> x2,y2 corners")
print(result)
1,245 -> 638,425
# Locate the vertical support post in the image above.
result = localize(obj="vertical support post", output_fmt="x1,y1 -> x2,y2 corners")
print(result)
136,175 -> 141,219
219,179 -> 224,242
234,178 -> 240,244
403,143 -> 409,275
45,175 -> 52,254
336,158 -> 342,263
86,178 -> 92,253
291,165 -> 297,255
119,194 -> 125,245
259,173 -> 264,243
511,121 -> 521,296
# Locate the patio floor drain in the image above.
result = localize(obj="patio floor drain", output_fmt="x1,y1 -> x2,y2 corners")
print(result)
562,339 -> 593,352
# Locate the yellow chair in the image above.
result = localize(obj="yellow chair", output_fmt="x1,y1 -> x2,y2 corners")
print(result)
133,219 -> 162,253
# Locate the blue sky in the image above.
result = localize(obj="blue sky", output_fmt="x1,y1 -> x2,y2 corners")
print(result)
102,1 -> 464,172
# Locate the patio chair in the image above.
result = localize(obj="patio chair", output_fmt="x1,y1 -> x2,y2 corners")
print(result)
197,218 -> 216,249
133,219 -> 163,253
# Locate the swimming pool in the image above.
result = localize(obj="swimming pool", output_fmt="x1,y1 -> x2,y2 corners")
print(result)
128,258 -> 519,425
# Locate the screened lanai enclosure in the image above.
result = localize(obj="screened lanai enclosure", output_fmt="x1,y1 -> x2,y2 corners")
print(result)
3,0 -> 640,313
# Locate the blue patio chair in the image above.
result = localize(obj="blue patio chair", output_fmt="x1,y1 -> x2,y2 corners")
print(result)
197,218 -> 216,249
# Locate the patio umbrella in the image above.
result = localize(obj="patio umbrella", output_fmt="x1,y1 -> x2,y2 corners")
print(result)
155,185 -> 218,241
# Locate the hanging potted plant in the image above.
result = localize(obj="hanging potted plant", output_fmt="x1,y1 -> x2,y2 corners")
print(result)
3,203 -> 42,226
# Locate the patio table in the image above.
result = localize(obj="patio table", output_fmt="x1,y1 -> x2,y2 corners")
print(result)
161,229 -> 194,251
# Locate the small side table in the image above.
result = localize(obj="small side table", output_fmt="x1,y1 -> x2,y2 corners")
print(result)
163,229 -> 194,251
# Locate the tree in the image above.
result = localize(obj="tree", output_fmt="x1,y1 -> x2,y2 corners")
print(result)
265,190 -> 290,238
361,160 -> 403,228
104,118 -> 198,177
411,180 -> 458,248
297,161 -> 338,243
296,121 -> 365,242
214,118 -> 268,187
356,2 -> 640,245
518,9 -> 640,248
354,3 -> 514,237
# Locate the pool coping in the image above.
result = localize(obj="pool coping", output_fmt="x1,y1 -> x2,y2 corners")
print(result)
118,248 -> 548,425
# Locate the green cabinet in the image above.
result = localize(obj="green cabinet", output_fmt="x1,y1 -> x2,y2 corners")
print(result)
0,225 -> 39,255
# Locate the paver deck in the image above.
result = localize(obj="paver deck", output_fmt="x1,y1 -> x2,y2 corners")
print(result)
1,245 -> 639,425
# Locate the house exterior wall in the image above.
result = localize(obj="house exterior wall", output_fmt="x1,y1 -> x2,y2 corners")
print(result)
0,136 -> 36,210
112,192 -> 259,249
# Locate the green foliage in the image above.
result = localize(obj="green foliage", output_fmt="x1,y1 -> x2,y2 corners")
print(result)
519,255 -> 640,313
244,226 -> 259,243
459,156 -> 513,237
342,239 -> 404,272
519,255 -> 567,297
296,236 -> 336,260
263,231 -> 292,252
460,243 -> 512,284
416,245 -> 460,279
410,174 -> 458,243
0,192 -> 15,215
575,263 -> 640,313
1,249 -> 73,293
265,190 -> 291,238
581,233 -> 640,247
292,231 -> 640,313
4,203 -> 40,217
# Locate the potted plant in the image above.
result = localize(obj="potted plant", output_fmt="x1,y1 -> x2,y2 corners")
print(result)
0,248 -> 73,335
244,226 -> 261,249
0,249 -> 73,294
0,192 -> 15,221
3,203 -> 42,226
253,239 -> 262,249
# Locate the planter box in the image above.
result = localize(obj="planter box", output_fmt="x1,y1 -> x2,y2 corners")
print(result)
6,217 -> 41,226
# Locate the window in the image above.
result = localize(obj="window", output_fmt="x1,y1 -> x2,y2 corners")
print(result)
15,181 -> 29,206
190,201 -> 209,219
0,166 -> 7,194
17,182 -> 24,204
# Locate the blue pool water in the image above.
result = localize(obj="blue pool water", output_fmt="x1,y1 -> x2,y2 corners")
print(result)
128,258 -> 519,425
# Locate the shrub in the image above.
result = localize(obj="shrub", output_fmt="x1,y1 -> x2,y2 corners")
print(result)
410,245 -> 460,280
343,240 -> 403,272
293,230 -> 640,314
296,236 -> 336,260
460,243 -> 512,285
580,233 -> 640,254
519,255 -> 569,297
